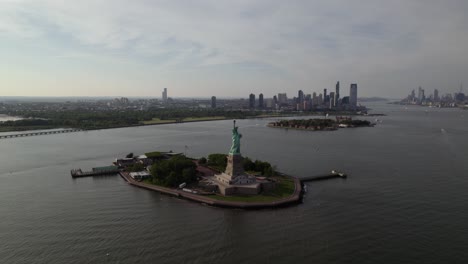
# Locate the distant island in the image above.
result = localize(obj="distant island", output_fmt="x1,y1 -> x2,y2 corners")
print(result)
268,117 -> 373,131
358,97 -> 389,102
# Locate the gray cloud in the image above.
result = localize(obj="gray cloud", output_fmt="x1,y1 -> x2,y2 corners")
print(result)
1,0 -> 468,97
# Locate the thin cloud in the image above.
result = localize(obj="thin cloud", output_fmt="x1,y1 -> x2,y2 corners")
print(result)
1,0 -> 467,97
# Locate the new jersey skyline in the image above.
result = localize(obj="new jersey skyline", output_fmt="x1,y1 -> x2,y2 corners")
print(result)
1,0 -> 467,98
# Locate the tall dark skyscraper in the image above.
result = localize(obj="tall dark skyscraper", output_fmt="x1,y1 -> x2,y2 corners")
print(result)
162,88 -> 168,102
211,96 -> 216,108
298,90 -> 305,103
323,88 -> 328,103
273,95 -> 278,105
350,84 -> 358,107
417,86 -> 424,103
258,93 -> 264,109
278,93 -> 287,104
329,92 -> 336,109
335,81 -> 340,106
434,89 -> 439,102
249,93 -> 255,109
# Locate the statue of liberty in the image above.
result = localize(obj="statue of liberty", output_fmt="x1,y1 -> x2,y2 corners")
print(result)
229,120 -> 242,155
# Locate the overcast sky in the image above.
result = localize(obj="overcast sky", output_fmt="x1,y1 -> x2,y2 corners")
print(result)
1,0 -> 467,98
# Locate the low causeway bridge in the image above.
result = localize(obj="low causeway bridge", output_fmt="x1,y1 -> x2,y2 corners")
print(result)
0,129 -> 83,139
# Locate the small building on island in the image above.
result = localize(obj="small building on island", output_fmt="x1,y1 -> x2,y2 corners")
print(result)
129,171 -> 151,180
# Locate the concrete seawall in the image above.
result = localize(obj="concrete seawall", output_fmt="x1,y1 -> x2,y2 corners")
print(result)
119,172 -> 302,209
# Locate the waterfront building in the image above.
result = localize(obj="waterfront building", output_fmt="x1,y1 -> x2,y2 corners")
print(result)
211,96 -> 216,108
265,98 -> 274,108
129,171 -> 151,180
350,83 -> 358,107
303,100 -> 310,111
455,92 -> 466,102
249,94 -> 255,109
258,93 -> 264,109
278,93 -> 288,104
312,92 -> 317,107
323,89 -> 328,103
341,96 -> 350,105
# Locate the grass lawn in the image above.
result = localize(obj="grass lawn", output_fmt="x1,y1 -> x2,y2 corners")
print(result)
182,116 -> 226,122
141,118 -> 177,125
0,126 -> 58,132
206,176 -> 296,203
253,113 -> 284,117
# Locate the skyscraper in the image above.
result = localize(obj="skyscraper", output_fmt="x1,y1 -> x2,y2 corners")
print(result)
211,96 -> 216,108
298,90 -> 305,104
434,89 -> 439,102
329,92 -> 335,109
162,88 -> 168,102
249,94 -> 255,109
258,93 -> 264,109
417,86 -> 423,103
323,88 -> 328,103
350,83 -> 358,107
335,81 -> 340,105
278,93 -> 287,104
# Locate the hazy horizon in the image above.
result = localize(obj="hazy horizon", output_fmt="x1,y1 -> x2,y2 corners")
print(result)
1,1 -> 467,98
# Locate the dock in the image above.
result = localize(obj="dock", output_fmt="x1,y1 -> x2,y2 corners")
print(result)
300,171 -> 347,182
0,129 -> 82,139
71,165 -> 120,178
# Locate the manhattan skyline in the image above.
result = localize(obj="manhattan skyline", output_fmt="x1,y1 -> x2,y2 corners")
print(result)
1,0 -> 468,98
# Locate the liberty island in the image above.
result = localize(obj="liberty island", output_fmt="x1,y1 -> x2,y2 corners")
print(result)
71,120 -> 304,209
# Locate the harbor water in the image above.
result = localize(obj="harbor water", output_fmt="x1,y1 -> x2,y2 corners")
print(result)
1,102 -> 467,263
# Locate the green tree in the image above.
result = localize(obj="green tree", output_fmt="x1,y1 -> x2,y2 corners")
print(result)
198,157 -> 207,164
207,153 -> 227,170
126,163 -> 144,172
243,157 -> 255,171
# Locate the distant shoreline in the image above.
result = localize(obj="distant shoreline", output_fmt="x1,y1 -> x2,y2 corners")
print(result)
0,112 -> 382,134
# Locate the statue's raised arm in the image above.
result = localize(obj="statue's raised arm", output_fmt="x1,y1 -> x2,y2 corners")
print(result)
229,120 -> 242,155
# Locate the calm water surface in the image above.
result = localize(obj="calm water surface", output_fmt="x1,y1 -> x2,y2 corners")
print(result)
1,103 -> 467,264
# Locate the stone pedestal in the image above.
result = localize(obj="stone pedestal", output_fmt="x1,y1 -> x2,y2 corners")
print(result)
225,154 -> 244,177
213,154 -> 260,196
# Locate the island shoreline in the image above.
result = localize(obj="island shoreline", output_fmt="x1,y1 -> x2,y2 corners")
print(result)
119,171 -> 303,209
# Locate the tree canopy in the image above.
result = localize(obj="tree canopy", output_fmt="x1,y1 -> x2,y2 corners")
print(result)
149,155 -> 197,187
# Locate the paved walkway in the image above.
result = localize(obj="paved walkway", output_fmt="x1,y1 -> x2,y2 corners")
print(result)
120,172 -> 302,209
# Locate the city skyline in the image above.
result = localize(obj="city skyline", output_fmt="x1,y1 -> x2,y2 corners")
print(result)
1,1 -> 468,98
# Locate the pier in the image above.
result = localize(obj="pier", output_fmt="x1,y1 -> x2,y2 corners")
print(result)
71,166 -> 120,178
0,129 -> 82,139
300,171 -> 347,182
